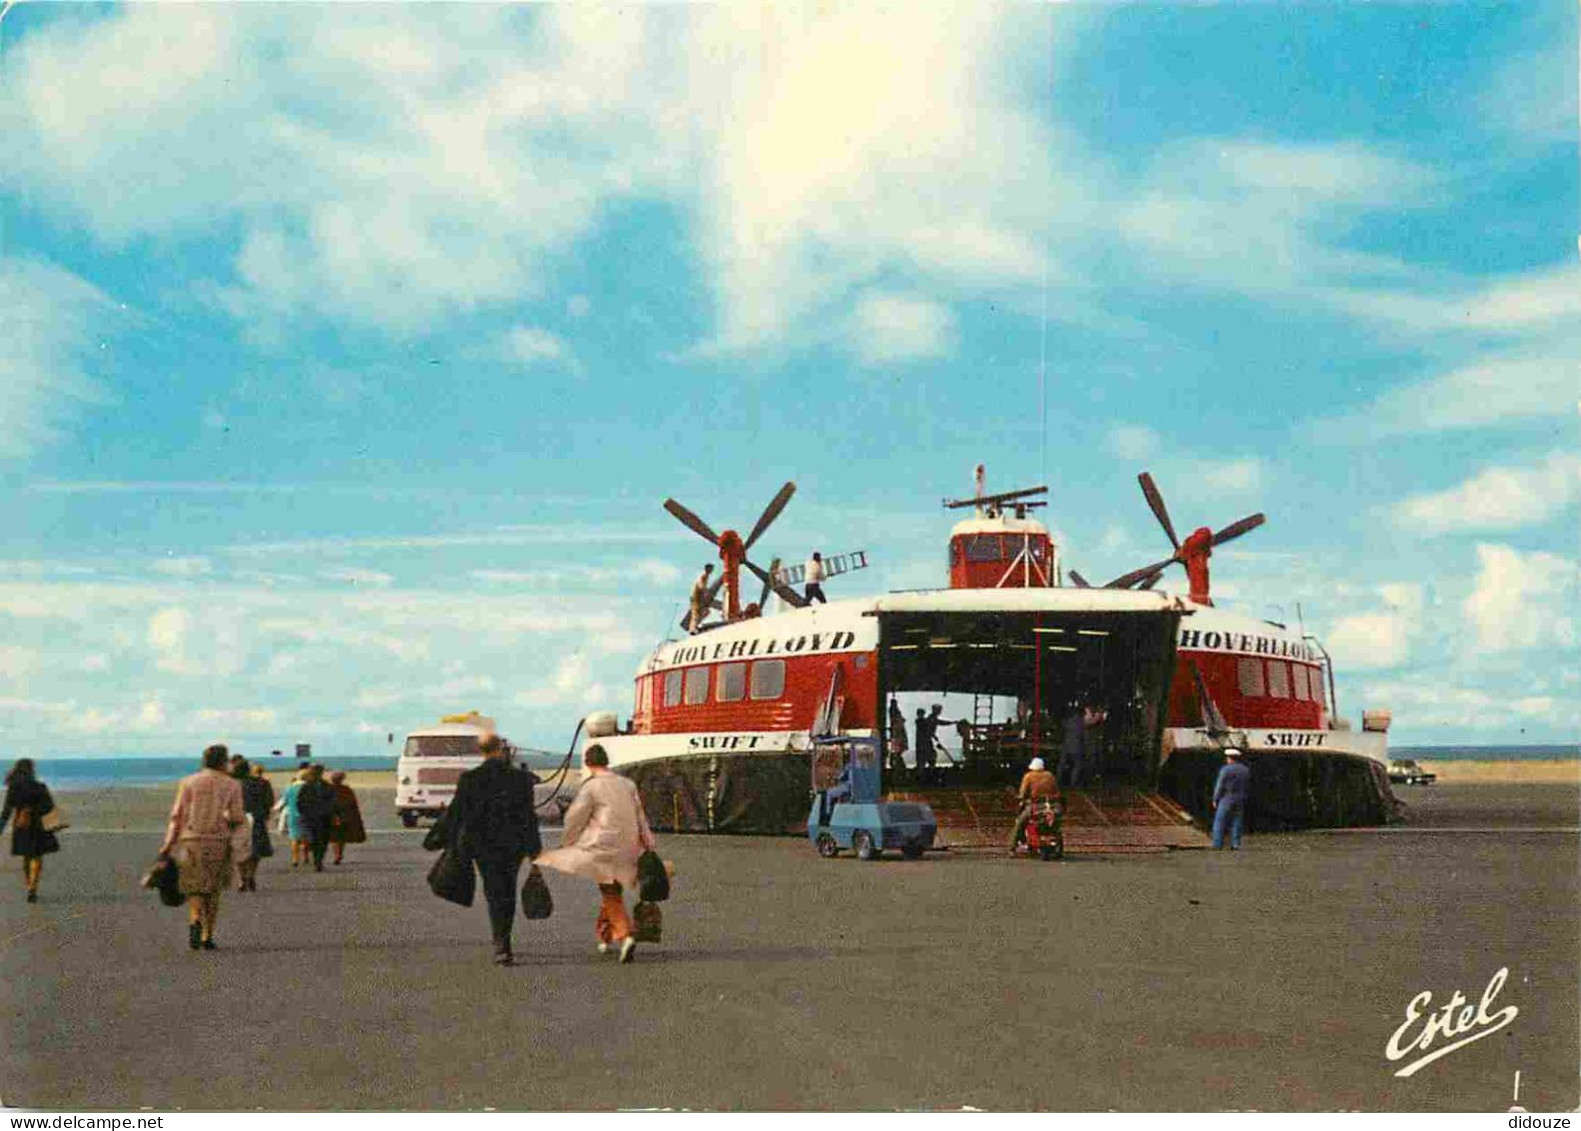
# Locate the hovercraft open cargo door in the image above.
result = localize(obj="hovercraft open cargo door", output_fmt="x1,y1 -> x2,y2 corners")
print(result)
871,589 -> 1212,851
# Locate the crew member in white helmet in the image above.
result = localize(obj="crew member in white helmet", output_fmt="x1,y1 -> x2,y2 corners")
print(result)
1009,756 -> 1061,852
804,551 -> 827,604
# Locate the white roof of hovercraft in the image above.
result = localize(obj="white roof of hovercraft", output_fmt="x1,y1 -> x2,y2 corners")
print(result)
865,588 -> 1186,615
948,513 -> 1051,538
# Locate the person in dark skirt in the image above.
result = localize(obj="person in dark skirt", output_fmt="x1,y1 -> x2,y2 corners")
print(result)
297,765 -> 338,872
235,759 -> 275,891
0,760 -> 60,903
328,771 -> 366,865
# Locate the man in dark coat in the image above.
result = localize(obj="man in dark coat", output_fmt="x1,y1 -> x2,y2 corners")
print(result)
449,734 -> 542,966
1211,748 -> 1252,849
296,765 -> 339,872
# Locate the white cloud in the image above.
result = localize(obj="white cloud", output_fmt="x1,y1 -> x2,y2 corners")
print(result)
1106,425 -> 1159,461
684,5 -> 1058,354
1195,458 -> 1262,495
1318,349 -> 1578,439
152,556 -> 213,578
1356,679 -> 1577,735
1476,30 -> 1575,147
1118,139 -> 1433,301
191,706 -> 278,732
226,524 -> 680,556
631,559 -> 683,586
5,4 -> 1071,354
1463,544 -> 1578,652
321,567 -> 395,589
849,292 -> 957,364
1449,264 -> 1581,334
1323,611 -> 1410,670
0,645 -> 39,680
147,606 -> 193,673
1394,452 -> 1581,534
2,6 -> 655,333
0,573 -> 657,754
514,652 -> 606,708
1375,582 -> 1425,619
0,258 -> 113,460
501,325 -> 572,366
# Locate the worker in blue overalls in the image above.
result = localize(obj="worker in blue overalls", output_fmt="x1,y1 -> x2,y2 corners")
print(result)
1211,748 -> 1251,850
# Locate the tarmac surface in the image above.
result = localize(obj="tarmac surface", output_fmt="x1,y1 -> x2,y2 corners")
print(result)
2,781 -> 1576,1111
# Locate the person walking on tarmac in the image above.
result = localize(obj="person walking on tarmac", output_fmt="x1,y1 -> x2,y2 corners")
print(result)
447,733 -> 543,966
1,760 -> 60,903
297,765 -> 339,872
1009,757 -> 1062,852
803,551 -> 827,604
536,743 -> 658,964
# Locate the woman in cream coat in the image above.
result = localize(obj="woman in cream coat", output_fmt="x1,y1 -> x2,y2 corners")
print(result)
535,743 -> 657,964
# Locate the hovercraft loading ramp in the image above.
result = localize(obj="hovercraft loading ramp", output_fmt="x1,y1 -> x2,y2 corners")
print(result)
888,785 -> 1211,853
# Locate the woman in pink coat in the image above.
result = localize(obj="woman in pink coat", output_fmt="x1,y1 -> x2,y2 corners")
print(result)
535,743 -> 657,964
160,744 -> 247,951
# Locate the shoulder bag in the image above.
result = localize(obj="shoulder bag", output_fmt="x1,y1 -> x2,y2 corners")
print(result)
520,864 -> 553,920
426,846 -> 475,907
637,849 -> 669,903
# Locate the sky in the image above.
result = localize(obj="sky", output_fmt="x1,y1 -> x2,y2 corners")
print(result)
0,2 -> 1576,758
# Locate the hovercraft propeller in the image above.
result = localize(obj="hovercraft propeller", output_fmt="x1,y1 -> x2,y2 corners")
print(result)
1104,472 -> 1265,606
664,484 -> 806,631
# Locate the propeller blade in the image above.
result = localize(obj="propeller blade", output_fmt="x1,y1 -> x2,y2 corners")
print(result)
1067,569 -> 1092,589
1105,556 -> 1177,590
1138,569 -> 1164,591
1210,513 -> 1266,547
743,482 -> 796,552
663,499 -> 721,546
758,556 -> 781,608
1138,472 -> 1181,551
744,557 -> 806,608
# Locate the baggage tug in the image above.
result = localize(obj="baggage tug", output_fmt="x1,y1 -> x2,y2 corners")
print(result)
588,469 -> 1397,840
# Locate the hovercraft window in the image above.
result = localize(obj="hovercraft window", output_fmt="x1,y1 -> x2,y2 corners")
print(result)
964,535 -> 1004,563
663,670 -> 683,708
750,659 -> 786,700
717,662 -> 747,702
684,666 -> 709,705
1266,660 -> 1291,699
1291,664 -> 1310,701
1237,657 -> 1265,697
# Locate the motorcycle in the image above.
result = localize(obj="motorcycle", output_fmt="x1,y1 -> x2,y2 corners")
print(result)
1023,798 -> 1065,861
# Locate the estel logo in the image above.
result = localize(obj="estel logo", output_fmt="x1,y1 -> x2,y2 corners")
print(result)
1385,967 -> 1519,1078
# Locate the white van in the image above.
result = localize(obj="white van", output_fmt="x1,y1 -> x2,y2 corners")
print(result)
395,713 -> 505,827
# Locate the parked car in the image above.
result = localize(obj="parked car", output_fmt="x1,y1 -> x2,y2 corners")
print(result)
1388,758 -> 1436,785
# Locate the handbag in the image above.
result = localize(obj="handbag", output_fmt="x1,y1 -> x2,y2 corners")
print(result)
632,900 -> 662,943
426,847 -> 475,907
520,864 -> 553,920
142,857 -> 184,908
40,807 -> 68,834
637,849 -> 669,903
